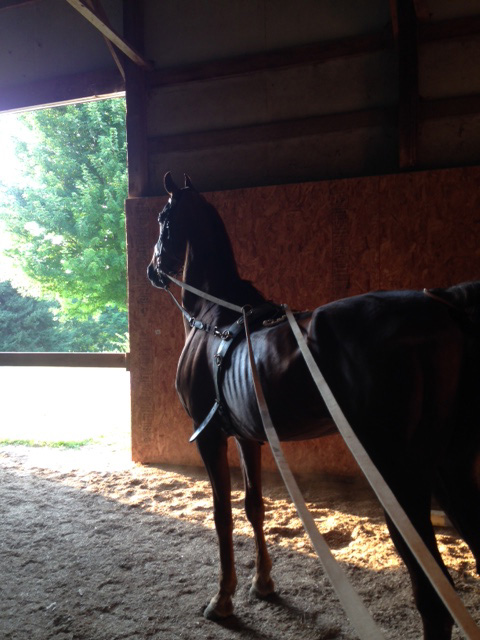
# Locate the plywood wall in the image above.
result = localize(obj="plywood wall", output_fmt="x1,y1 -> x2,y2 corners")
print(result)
126,166 -> 480,477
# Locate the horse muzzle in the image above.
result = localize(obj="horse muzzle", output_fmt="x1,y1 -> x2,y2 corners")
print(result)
147,262 -> 170,289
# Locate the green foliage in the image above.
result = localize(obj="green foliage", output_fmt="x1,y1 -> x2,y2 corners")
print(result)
0,280 -> 127,352
0,99 -> 127,320
56,305 -> 128,352
0,280 -> 60,351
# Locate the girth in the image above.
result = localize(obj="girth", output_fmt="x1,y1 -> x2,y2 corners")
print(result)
189,302 -> 282,442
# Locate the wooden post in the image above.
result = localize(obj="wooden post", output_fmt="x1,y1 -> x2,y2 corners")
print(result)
391,0 -> 419,169
123,0 -> 149,197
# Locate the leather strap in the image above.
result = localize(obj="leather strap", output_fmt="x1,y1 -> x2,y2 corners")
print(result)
423,288 -> 458,310
189,401 -> 220,442
282,304 -> 480,640
162,271 -> 243,313
190,303 -> 282,442
243,307 -> 387,640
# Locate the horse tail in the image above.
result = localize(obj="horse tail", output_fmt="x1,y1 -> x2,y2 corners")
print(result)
428,281 -> 480,325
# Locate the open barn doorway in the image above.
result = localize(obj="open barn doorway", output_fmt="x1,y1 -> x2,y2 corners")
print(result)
0,97 -> 130,455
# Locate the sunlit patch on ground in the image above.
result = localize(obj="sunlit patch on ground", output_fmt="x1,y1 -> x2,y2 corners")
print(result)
0,365 -> 478,639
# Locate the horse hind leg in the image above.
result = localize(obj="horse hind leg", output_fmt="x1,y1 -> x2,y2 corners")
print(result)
435,449 -> 480,575
196,429 -> 237,620
383,476 -> 454,640
235,438 -> 275,599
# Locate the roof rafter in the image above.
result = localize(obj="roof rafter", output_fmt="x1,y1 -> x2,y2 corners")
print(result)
65,0 -> 152,70
83,0 -> 125,81
0,0 -> 40,10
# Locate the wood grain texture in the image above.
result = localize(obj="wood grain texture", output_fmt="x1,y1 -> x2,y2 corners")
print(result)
127,166 -> 480,476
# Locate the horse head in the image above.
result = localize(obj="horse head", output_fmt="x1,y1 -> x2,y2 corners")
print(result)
147,172 -> 197,289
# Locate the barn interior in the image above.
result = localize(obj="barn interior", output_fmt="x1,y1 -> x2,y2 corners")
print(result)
2,0 -> 480,476
2,3 -> 480,640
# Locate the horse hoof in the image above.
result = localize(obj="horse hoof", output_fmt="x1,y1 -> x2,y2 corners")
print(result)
203,596 -> 234,621
250,576 -> 275,599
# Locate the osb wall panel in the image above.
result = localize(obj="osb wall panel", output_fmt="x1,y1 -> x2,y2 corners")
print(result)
126,166 -> 480,477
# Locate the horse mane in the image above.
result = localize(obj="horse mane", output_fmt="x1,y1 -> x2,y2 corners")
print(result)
189,195 -> 267,306
232,278 -> 267,307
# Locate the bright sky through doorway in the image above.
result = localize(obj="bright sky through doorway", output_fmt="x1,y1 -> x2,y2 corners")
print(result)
0,113 -> 35,283
0,113 -> 28,187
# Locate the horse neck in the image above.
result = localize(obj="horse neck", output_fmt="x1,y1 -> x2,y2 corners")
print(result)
181,203 -> 264,318
182,240 -> 239,317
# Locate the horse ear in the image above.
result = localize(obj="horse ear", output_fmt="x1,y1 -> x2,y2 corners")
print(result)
164,172 -> 179,197
184,174 -> 196,191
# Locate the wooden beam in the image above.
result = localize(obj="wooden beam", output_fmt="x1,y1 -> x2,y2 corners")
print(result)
149,31 -> 390,88
148,108 -> 395,155
123,0 -> 149,196
394,0 -> 419,169
0,0 -> 40,10
412,0 -> 431,22
0,352 -> 128,367
419,94 -> 480,119
65,0 -> 153,70
420,15 -> 480,42
0,68 -> 124,113
389,0 -> 399,41
147,15 -> 480,91
146,91 -> 480,158
84,0 -> 125,81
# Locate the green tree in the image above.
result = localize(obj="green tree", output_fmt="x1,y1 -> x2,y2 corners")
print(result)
56,306 -> 128,352
0,99 -> 127,320
0,280 -> 128,352
0,280 -> 60,351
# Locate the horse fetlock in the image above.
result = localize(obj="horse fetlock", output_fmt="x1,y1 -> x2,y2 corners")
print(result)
203,591 -> 234,620
250,574 -> 275,599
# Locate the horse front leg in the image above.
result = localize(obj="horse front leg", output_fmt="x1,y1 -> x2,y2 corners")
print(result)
196,429 -> 237,619
235,438 -> 275,598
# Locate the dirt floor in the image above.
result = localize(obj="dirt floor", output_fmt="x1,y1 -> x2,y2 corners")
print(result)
1,444 -> 479,640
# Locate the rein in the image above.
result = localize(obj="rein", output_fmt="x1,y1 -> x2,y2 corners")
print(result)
160,271 -> 480,640
162,271 -> 243,313
423,287 -> 458,309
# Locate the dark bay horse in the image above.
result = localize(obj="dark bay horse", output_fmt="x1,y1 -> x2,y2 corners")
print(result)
147,173 -> 480,640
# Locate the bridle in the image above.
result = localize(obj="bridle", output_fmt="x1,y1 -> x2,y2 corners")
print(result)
155,189 -> 248,334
